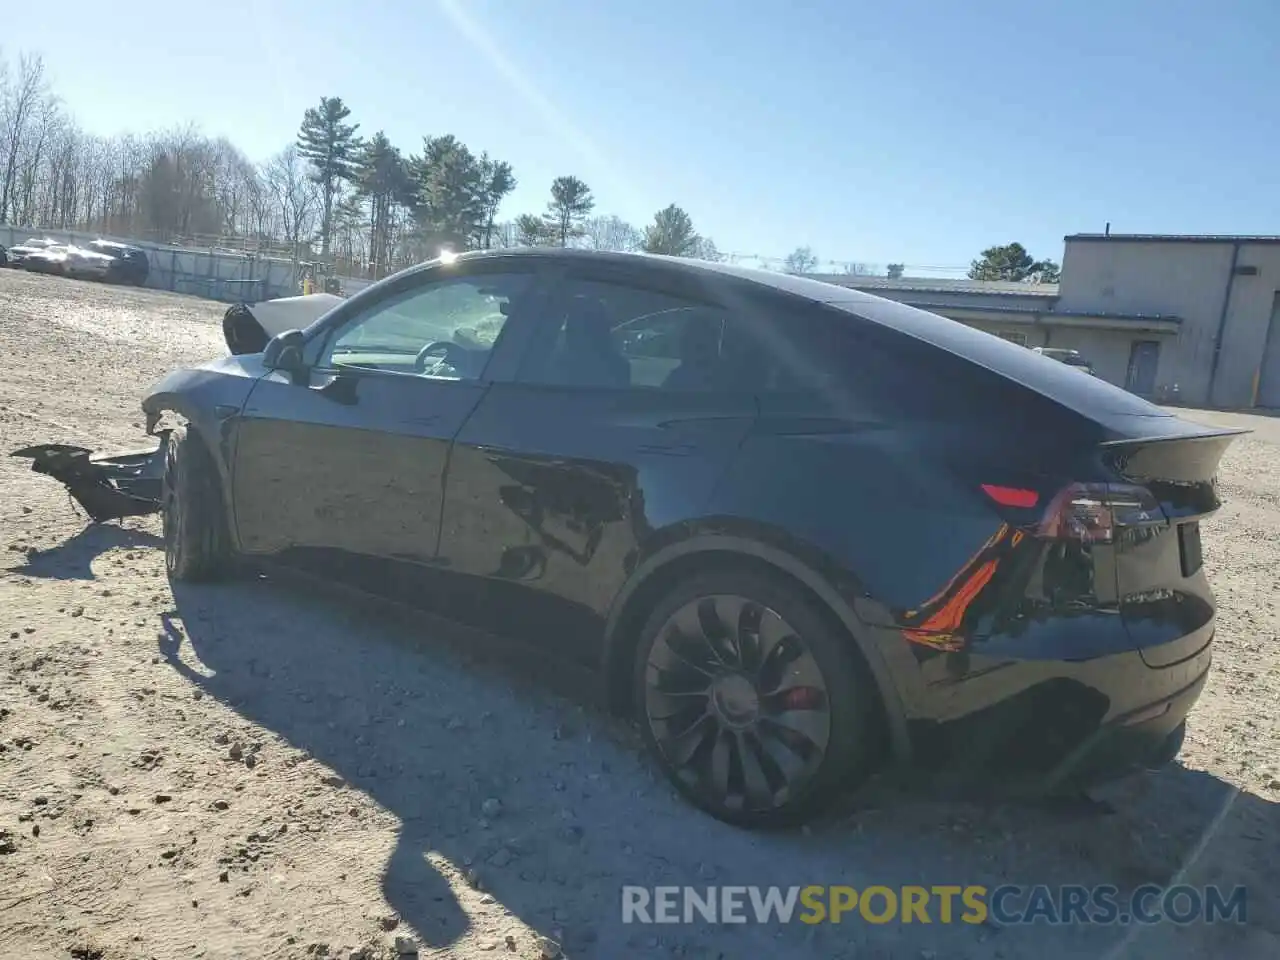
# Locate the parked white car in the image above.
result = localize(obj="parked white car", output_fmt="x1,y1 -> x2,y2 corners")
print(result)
1032,346 -> 1096,376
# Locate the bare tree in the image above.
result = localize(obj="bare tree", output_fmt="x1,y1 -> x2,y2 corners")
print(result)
842,261 -> 876,276
15,94 -> 61,225
784,246 -> 819,274
580,214 -> 641,252
1,52 -> 52,223
211,137 -> 258,236
263,145 -> 319,253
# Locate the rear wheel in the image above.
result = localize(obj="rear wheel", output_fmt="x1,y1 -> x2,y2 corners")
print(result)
633,567 -> 881,827
162,426 -> 231,582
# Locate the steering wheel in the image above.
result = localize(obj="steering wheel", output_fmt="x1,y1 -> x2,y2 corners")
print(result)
414,340 -> 464,374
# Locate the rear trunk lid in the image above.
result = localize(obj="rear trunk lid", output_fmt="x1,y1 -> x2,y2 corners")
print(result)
1099,427 -> 1245,667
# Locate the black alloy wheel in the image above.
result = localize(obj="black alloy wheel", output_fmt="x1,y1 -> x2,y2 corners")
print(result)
635,569 -> 879,827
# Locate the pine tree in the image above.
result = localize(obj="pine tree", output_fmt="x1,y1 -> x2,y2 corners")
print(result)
641,204 -> 700,256
355,131 -> 407,277
296,97 -> 361,259
542,175 -> 594,246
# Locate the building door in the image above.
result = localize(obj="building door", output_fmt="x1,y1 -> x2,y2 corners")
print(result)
1256,294 -> 1280,409
1125,340 -> 1160,397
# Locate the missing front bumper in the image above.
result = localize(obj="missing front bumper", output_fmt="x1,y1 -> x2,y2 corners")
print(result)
10,430 -> 169,522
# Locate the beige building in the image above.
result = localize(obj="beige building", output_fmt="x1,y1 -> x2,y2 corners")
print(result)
815,233 -> 1280,410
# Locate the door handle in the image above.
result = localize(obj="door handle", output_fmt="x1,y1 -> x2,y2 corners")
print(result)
637,442 -> 697,456
214,405 -> 240,420
400,415 -> 440,426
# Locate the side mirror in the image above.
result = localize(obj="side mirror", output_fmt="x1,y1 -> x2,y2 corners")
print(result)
262,329 -> 307,379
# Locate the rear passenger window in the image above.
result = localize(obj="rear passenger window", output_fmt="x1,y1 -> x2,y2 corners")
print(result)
517,279 -> 769,392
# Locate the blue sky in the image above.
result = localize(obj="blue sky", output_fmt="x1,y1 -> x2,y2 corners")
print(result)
8,0 -> 1279,273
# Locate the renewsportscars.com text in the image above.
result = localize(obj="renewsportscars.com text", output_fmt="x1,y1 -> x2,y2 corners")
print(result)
621,884 -> 1247,926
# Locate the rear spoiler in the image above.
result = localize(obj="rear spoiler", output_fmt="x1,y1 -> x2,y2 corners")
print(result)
1098,426 -> 1248,494
1097,427 -> 1250,447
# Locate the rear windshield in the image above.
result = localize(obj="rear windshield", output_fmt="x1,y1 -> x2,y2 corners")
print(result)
825,290 -> 1167,419
767,303 -> 1069,427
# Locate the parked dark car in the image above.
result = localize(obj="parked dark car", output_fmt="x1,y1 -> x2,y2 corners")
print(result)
85,239 -> 150,285
18,249 -> 1242,827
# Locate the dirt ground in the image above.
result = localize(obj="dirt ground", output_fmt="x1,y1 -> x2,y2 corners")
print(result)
1,268 -> 1277,960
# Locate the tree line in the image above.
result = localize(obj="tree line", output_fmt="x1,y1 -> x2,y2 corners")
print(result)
3,50 -> 1063,283
1,53 -> 724,279
777,242 -> 1060,283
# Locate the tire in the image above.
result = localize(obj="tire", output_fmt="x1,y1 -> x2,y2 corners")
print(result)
162,426 -> 231,582
632,566 -> 882,828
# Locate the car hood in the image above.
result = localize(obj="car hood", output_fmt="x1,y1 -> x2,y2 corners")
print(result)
222,292 -> 346,355
141,353 -> 269,416
250,293 -> 345,337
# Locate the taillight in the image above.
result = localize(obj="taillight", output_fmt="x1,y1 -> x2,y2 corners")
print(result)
982,482 -> 1164,544
979,484 -> 1039,509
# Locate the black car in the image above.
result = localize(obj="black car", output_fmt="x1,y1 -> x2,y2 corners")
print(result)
87,239 -> 150,285
17,249 -> 1241,827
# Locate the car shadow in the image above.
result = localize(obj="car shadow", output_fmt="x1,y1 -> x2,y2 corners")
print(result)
7,522 -> 162,581
161,572 -> 1280,959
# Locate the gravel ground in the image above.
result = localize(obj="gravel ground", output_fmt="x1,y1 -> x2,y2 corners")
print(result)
1,268 -> 1277,960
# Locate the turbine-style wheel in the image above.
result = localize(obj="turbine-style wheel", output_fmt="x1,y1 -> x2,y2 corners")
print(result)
634,568 -> 880,827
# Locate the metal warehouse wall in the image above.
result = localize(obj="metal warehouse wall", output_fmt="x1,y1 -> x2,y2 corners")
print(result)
1058,240 -> 1233,406
1211,244 -> 1280,409
1060,238 -> 1280,408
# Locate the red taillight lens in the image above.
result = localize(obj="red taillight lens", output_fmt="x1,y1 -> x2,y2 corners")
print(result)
980,484 -> 1039,509
982,481 -> 1163,544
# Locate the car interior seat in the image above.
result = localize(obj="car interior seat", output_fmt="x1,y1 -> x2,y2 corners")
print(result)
662,314 -> 723,390
546,295 -> 631,388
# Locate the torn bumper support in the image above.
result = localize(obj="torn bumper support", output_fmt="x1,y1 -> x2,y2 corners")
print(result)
10,430 -> 170,522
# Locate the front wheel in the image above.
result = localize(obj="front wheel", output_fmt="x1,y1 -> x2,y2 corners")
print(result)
633,567 -> 882,828
162,426 -> 232,582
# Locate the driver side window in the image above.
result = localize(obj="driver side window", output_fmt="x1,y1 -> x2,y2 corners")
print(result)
320,272 -> 532,380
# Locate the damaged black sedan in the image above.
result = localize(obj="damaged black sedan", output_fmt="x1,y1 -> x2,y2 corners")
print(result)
13,249 -> 1244,827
